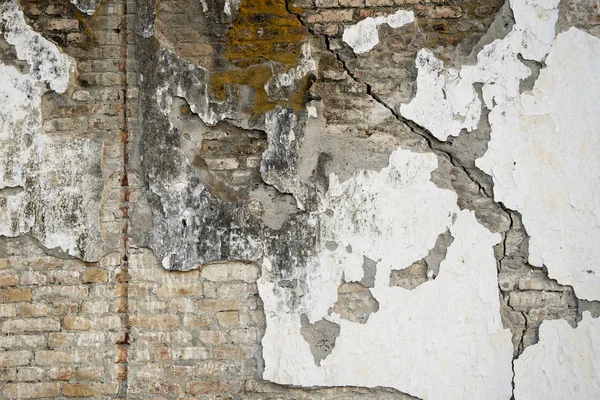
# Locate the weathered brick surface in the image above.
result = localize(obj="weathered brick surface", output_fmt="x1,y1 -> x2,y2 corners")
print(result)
1,0 -> 597,398
0,0 -> 130,396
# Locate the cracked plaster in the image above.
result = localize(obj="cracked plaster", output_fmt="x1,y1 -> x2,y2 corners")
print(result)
2,0 -> 599,397
514,311 -> 600,399
477,27 -> 600,301
342,10 -> 415,55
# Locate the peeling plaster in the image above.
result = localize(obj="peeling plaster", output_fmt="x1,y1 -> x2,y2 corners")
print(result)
265,43 -> 317,102
514,312 -> 600,399
477,27 -> 600,301
399,0 -> 600,301
342,10 -> 415,55
135,0 -> 600,396
258,148 -> 513,399
400,0 -> 559,140
399,50 -> 481,141
0,0 -> 103,261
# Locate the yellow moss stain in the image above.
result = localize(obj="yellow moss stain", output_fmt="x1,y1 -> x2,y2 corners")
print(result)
210,0 -> 310,114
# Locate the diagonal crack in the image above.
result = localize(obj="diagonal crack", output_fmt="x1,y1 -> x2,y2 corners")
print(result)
284,0 -> 493,201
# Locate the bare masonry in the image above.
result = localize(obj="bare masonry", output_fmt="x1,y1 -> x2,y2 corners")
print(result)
0,0 -> 599,399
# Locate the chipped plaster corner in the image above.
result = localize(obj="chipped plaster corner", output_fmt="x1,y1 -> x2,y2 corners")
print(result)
342,10 -> 414,55
476,26 -> 600,301
70,0 -> 102,16
514,311 -> 600,399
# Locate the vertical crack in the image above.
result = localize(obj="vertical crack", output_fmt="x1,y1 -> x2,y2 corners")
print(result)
116,0 -> 131,396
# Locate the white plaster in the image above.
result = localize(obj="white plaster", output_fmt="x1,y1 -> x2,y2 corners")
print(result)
476,27 -> 600,300
399,0 -> 600,302
0,0 -> 102,261
342,10 -> 414,54
399,50 -> 481,141
400,0 -> 559,140
514,312 -> 600,399
258,148 -> 513,399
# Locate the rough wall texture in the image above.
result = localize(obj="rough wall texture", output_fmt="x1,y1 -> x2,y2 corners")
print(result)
0,0 -> 599,399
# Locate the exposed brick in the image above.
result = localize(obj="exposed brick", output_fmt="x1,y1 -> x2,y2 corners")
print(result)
45,19 -> 80,32
198,330 -> 226,345
339,0 -> 364,5
0,350 -> 32,367
2,318 -> 60,333
203,157 -> 240,170
76,367 -> 104,381
35,350 -> 72,365
216,311 -> 240,327
0,303 -> 18,318
64,316 -> 92,331
197,299 -> 245,312
62,383 -> 119,397
0,288 -> 31,302
130,314 -> 181,329
46,366 -> 75,381
17,367 -> 44,382
33,285 -> 87,300
19,271 -> 46,286
2,382 -> 60,399
155,282 -> 203,298
186,380 -> 243,395
47,270 -> 80,285
417,5 -> 463,19
48,332 -> 75,349
0,272 -> 18,286
82,268 -> 109,283
0,335 -> 46,349
21,304 -> 49,318
200,263 -> 259,283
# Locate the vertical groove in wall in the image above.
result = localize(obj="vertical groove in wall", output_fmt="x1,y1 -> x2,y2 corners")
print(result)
116,0 -> 131,396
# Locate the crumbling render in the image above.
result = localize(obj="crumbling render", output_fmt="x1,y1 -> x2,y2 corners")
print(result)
0,0 -> 103,261
136,0 -> 600,397
477,27 -> 600,301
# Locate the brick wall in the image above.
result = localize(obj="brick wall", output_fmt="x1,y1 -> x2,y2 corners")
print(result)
1,0 -> 597,398
0,239 -> 121,399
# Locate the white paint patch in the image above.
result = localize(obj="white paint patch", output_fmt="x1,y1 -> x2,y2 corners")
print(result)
259,148 -> 513,399
70,0 -> 102,16
342,10 -> 414,54
399,50 -> 481,141
400,0 -> 559,140
477,27 -> 600,301
0,0 -> 103,261
514,312 -> 600,399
